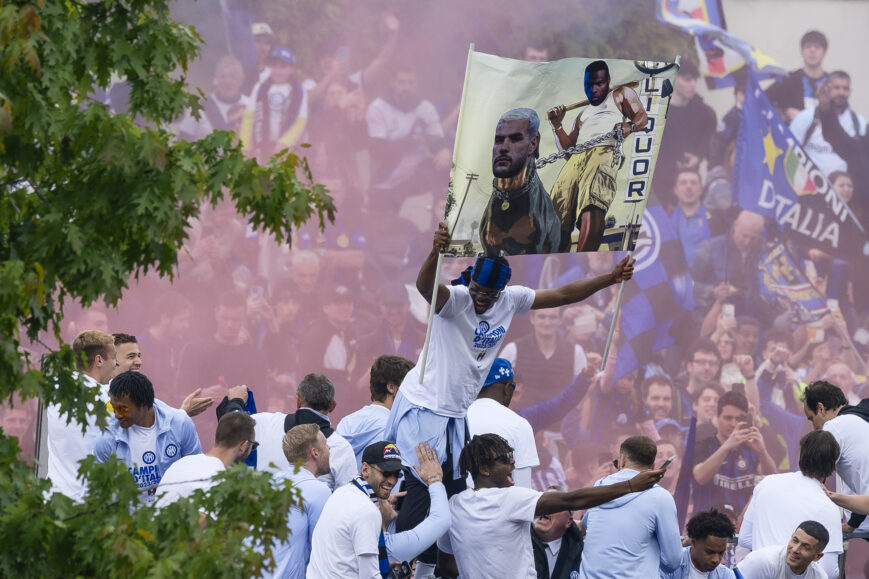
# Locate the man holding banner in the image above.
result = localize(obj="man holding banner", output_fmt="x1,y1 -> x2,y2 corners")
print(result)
384,221 -> 635,574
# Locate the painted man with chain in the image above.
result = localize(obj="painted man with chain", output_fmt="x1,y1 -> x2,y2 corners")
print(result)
479,108 -> 562,256
547,60 -> 648,252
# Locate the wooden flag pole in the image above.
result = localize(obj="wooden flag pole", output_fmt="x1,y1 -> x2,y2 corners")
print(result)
599,204 -> 641,372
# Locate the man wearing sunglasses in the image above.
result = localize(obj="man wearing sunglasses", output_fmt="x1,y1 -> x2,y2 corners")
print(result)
385,221 -> 633,576
94,370 -> 202,506
437,434 -> 665,578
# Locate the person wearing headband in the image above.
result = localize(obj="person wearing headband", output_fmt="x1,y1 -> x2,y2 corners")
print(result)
383,221 -> 634,576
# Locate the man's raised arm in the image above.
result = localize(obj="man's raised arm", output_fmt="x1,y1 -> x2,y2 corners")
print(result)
535,468 -> 664,516
532,255 -> 634,310
416,221 -> 451,314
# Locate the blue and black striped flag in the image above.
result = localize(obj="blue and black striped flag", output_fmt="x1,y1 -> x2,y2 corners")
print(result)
614,201 -> 696,382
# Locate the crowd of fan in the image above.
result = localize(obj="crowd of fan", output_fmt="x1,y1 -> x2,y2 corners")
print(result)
2,8 -> 869,578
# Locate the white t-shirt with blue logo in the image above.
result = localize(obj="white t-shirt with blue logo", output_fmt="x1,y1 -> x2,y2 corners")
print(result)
400,285 -> 536,418
127,423 -> 160,505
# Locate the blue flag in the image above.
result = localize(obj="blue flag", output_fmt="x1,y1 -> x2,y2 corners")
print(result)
733,73 -> 868,265
757,242 -> 830,323
656,0 -> 785,82
614,203 -> 695,381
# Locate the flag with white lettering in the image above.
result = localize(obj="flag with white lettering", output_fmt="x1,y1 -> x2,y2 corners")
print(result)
734,73 -> 868,265
757,242 -> 829,323
443,48 -> 680,257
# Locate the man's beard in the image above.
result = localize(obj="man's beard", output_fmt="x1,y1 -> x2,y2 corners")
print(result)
494,156 -> 531,192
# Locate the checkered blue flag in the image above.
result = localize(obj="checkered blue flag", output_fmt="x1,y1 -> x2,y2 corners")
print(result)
614,202 -> 695,381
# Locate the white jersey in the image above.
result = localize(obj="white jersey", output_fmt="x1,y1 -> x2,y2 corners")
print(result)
577,91 -> 624,147
398,285 -> 536,418
156,454 -> 225,507
46,373 -> 109,501
438,486 -> 542,579
739,471 -> 843,555
736,545 -> 826,579
467,398 -> 539,487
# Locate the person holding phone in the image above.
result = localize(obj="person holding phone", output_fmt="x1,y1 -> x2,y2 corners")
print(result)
692,391 -> 778,516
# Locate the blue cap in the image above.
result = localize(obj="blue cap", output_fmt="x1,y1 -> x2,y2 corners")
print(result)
484,358 -> 514,387
268,46 -> 296,65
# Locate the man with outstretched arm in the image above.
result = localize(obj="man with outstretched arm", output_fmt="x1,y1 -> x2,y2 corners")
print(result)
436,434 -> 665,579
384,221 -> 634,576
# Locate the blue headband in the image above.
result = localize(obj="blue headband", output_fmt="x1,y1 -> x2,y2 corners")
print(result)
471,256 -> 511,290
484,358 -> 514,387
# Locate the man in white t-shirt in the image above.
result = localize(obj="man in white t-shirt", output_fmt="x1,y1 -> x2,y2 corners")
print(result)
337,354 -> 415,470
46,330 -> 118,501
436,433 -> 663,579
307,440 -> 405,578
740,431 -> 843,578
265,423 -> 332,579
736,522 -> 829,579
218,374 -> 357,491
467,358 -> 539,488
94,371 -> 202,506
156,411 -> 256,507
387,221 -> 633,575
803,380 -> 869,534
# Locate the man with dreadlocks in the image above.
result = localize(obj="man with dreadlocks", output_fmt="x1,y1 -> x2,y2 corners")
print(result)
384,221 -> 633,577
436,434 -> 666,578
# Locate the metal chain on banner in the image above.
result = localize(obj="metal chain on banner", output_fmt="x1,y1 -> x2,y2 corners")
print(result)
535,127 -> 625,169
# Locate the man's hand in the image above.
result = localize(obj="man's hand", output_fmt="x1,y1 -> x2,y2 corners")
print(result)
816,82 -> 831,111
713,282 -> 739,303
181,388 -> 214,417
413,442 -> 444,485
227,385 -> 249,404
379,494 -> 402,530
744,426 -> 767,454
769,345 -> 791,367
628,468 -> 666,492
611,255 -> 635,283
432,221 -> 451,253
843,522 -> 855,535
722,423 -> 754,451
615,121 -> 633,138
734,354 -> 755,379
547,105 -> 566,128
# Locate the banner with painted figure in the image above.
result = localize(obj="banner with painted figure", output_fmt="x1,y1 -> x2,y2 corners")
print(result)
734,73 -> 869,265
443,49 -> 680,257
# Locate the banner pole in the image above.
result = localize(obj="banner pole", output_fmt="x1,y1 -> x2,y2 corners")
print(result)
599,203 -> 640,372
419,252 -> 444,384
419,43 -> 475,385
